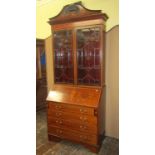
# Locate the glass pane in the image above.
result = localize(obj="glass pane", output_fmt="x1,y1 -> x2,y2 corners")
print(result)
53,30 -> 74,83
77,27 -> 101,85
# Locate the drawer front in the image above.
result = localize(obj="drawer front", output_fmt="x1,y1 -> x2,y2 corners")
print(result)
48,126 -> 98,145
48,102 -> 95,116
48,110 -> 97,125
48,117 -> 97,134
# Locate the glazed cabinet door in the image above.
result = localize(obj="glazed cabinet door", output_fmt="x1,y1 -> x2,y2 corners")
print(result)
76,27 -> 101,86
53,30 -> 74,84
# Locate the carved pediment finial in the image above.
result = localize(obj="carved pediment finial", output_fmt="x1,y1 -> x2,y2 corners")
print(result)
48,1 -> 108,25
63,3 -> 80,15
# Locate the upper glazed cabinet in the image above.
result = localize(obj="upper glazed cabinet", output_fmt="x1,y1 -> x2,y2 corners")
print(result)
48,1 -> 108,86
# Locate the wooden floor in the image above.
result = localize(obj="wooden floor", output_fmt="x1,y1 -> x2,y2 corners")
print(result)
36,109 -> 119,155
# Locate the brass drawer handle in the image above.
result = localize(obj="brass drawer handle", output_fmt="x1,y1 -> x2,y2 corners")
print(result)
80,116 -> 88,122
56,129 -> 62,134
80,125 -> 87,129
56,112 -> 62,117
55,105 -> 62,109
80,108 -> 87,113
55,120 -> 63,124
80,109 -> 83,112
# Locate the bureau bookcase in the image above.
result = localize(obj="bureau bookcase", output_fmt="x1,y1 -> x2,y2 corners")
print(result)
46,1 -> 108,153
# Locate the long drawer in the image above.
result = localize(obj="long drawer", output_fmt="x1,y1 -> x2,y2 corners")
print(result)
48,125 -> 98,145
48,102 -> 95,116
48,116 -> 97,134
48,110 -> 97,125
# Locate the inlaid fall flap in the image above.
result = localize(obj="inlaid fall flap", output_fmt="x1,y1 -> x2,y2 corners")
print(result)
46,85 -> 102,108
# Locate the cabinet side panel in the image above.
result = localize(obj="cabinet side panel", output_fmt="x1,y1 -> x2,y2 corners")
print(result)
102,29 -> 106,86
98,87 -> 105,135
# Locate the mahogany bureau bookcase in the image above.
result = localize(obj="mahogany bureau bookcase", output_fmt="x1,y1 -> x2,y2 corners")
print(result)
46,1 -> 108,153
